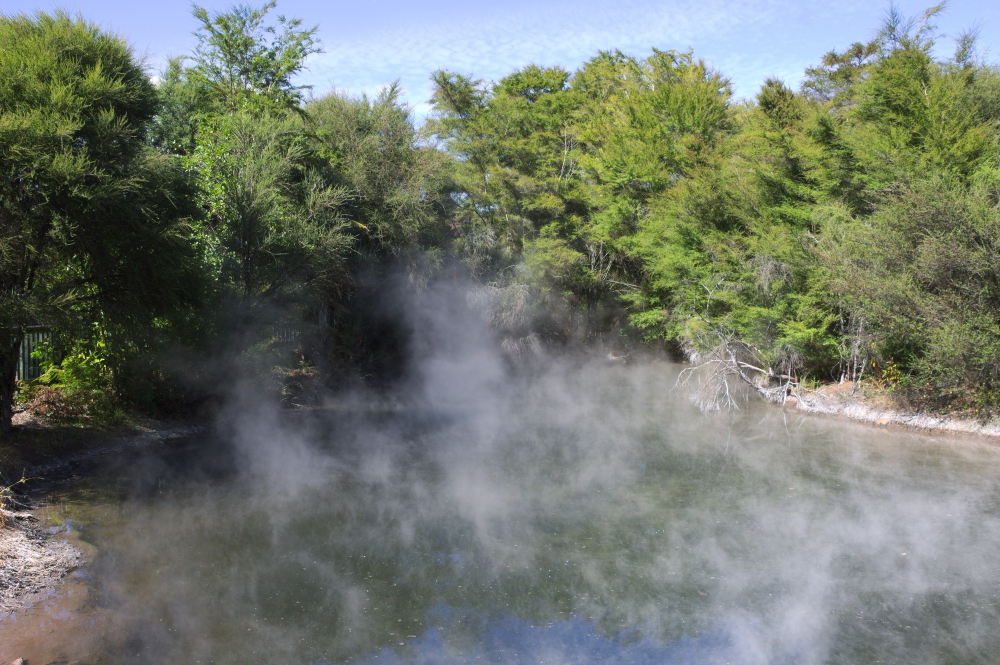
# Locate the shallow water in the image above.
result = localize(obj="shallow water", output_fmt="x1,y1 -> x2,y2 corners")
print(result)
3,361 -> 1000,664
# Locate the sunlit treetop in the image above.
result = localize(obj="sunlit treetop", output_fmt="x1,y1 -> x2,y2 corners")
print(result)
189,0 -> 322,115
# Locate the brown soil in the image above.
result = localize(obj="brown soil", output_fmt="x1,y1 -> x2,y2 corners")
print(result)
1,409 -> 204,484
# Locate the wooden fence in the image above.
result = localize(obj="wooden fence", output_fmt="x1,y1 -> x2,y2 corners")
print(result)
16,326 -> 52,382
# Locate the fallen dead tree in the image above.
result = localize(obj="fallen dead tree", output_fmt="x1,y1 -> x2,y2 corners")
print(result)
677,336 -> 802,412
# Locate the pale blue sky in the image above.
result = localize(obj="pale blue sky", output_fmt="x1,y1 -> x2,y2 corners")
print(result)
4,0 -> 998,122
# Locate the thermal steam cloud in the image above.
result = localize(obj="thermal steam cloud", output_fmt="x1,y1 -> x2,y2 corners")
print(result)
69,275 -> 1000,663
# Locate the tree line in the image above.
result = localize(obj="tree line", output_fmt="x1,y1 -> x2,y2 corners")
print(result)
2,2 -> 998,433
428,3 -> 1000,412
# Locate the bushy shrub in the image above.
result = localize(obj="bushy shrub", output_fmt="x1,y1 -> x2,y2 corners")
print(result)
824,179 -> 1000,409
20,341 -> 124,424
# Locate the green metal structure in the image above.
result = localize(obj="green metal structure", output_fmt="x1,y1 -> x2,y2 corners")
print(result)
16,326 -> 52,381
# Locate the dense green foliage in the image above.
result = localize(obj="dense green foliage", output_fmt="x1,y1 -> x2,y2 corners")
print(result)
0,10 -> 206,431
158,3 -> 448,383
2,1 -> 999,432
430,4 -> 1000,411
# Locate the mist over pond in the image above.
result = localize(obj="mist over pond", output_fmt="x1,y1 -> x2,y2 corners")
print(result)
5,282 -> 1000,665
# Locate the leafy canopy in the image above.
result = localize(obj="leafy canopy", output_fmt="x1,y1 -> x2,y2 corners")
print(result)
190,0 -> 321,115
0,10 -> 204,431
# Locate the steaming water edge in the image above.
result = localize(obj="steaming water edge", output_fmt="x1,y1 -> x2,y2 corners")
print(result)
2,361 -> 1000,664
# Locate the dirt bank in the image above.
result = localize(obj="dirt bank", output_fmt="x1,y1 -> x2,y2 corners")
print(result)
687,348 -> 1000,441
1,411 -> 206,483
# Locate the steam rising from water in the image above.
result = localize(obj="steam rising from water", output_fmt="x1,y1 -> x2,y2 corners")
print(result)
12,280 -> 1000,664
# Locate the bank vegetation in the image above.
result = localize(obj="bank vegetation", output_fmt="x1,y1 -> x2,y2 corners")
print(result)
2,1 -> 1000,444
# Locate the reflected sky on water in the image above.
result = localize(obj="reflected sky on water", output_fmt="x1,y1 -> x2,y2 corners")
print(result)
4,358 -> 1000,665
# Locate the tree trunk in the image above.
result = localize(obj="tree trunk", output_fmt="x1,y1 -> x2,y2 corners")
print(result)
0,333 -> 21,436
317,300 -> 329,367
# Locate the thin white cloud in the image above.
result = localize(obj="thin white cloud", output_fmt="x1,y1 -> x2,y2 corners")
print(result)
13,0 -> 981,124
303,0 -> 871,119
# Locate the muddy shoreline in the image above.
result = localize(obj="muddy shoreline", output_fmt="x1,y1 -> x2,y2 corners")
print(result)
0,418 -> 207,632
2,413 -> 208,482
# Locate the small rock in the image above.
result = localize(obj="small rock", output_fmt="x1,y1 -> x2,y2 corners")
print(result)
11,658 -> 25,665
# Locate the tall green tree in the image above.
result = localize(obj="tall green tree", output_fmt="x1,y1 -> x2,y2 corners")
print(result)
801,40 -> 880,106
180,3 -> 449,369
150,56 -> 212,155
429,50 -> 733,337
189,0 -> 320,115
180,2 -> 346,321
428,65 -> 583,276
813,9 -> 1000,405
308,84 -> 447,256
186,111 -> 349,303
0,11 -> 204,433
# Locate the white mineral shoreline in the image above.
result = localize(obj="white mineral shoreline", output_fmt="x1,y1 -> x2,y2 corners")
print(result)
784,381 -> 1000,440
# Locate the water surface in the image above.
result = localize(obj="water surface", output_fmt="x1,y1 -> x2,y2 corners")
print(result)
2,361 -> 999,664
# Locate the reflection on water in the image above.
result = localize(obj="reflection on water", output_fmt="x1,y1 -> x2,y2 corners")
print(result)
2,361 -> 1000,664
350,612 -> 750,665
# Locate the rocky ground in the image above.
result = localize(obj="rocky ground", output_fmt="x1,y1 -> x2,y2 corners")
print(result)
0,507 -> 81,619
